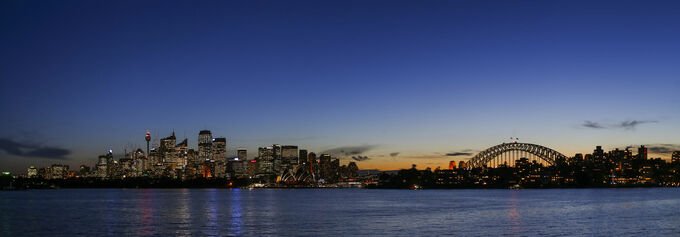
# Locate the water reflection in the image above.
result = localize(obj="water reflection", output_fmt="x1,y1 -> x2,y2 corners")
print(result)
507,190 -> 522,235
229,189 -> 243,236
203,189 -> 220,236
1,189 -> 679,236
140,189 -> 154,236
175,189 -> 191,236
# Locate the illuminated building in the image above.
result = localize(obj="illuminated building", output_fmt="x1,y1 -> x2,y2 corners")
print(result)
308,152 -> 317,174
299,149 -> 308,165
51,164 -> 66,179
27,166 -> 38,178
593,146 -> 605,164
198,130 -> 213,162
638,145 -> 647,160
449,161 -> 457,170
319,154 -> 331,180
672,151 -> 680,164
160,131 -> 177,168
237,149 -> 247,160
258,146 -> 274,161
175,139 -> 188,168
458,161 -> 467,169
212,138 -> 227,177
281,145 -> 298,164
213,138 -> 227,161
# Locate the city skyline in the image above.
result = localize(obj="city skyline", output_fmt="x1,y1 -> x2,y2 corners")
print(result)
2,1 -> 680,173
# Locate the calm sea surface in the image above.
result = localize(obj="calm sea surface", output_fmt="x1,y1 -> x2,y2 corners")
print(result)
1,188 -> 679,236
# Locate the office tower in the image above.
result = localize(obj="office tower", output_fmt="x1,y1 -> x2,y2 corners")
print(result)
237,149 -> 247,160
299,149 -> 308,165
212,138 -> 227,177
198,130 -> 213,162
273,144 -> 282,160
282,145 -> 298,164
281,145 -> 299,168
308,152 -> 317,175
319,154 -> 331,180
160,131 -> 177,168
27,166 -> 38,178
638,145 -> 647,160
213,138 -> 227,161
175,138 -> 188,168
593,146 -> 605,164
347,162 -> 359,178
672,151 -> 680,164
258,146 -> 274,161
256,146 -> 274,174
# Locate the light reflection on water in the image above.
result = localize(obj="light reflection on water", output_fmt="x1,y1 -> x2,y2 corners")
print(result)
1,188 -> 679,236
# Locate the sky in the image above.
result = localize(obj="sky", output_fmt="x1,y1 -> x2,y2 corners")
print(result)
1,0 -> 679,173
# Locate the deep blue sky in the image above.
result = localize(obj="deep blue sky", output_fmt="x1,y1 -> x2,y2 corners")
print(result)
1,0 -> 679,172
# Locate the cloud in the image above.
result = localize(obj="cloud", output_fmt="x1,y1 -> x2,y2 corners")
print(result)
446,152 -> 473,156
389,152 -> 400,157
645,144 -> 680,154
582,119 -> 658,130
582,121 -> 605,129
351,155 -> 370,161
0,138 -> 70,160
321,145 -> 377,156
618,120 -> 658,130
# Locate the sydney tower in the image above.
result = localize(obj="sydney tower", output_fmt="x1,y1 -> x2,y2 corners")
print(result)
145,130 -> 151,158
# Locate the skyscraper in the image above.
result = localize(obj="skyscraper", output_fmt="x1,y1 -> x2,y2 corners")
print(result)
237,149 -> 247,160
160,131 -> 177,168
672,151 -> 680,164
281,145 -> 298,164
198,130 -> 213,162
212,137 -> 227,162
308,152 -> 317,175
299,149 -> 308,165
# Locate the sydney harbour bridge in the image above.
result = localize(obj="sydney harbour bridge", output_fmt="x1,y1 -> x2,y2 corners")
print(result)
466,142 -> 568,168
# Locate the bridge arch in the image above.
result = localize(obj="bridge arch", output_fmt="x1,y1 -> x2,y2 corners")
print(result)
466,143 -> 567,168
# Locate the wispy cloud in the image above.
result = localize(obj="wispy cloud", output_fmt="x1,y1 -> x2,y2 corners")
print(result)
582,120 -> 605,129
645,144 -> 680,154
618,120 -> 658,130
446,152 -> 473,156
351,155 -> 370,161
389,152 -> 400,157
582,119 -> 658,130
0,138 -> 70,160
321,145 -> 378,156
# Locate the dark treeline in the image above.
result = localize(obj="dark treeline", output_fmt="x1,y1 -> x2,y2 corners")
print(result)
375,157 -> 680,189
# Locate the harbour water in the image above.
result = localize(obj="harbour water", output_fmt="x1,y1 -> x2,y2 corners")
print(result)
1,188 -> 679,236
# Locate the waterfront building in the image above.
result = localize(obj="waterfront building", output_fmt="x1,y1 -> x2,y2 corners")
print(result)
27,166 -> 37,178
